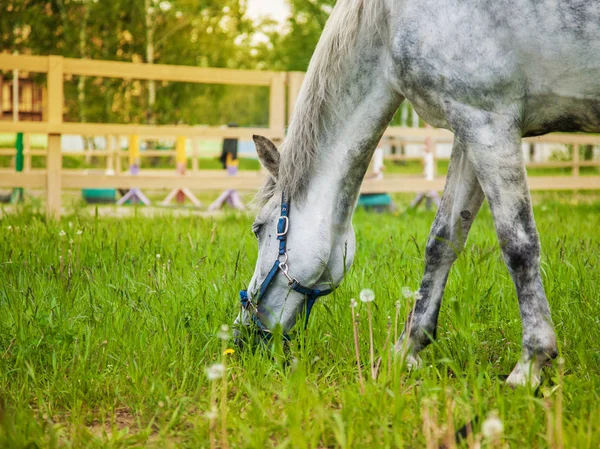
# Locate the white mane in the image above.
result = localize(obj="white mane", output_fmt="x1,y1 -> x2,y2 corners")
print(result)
257,0 -> 388,204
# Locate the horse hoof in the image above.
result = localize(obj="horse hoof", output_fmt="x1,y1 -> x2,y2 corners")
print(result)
506,360 -> 541,388
406,353 -> 423,370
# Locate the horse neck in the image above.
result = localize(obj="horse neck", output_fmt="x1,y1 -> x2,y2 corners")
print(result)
298,41 -> 402,229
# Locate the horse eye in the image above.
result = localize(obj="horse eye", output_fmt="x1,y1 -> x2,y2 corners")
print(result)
252,223 -> 262,238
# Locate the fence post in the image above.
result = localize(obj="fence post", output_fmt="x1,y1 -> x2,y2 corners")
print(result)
287,72 -> 304,125
46,55 -> 64,218
24,133 -> 31,172
269,72 -> 286,144
572,142 -> 580,176
10,132 -> 24,204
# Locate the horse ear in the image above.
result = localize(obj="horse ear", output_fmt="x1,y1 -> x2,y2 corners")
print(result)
253,135 -> 280,179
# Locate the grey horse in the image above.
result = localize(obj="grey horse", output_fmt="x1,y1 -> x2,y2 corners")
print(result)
237,0 -> 600,387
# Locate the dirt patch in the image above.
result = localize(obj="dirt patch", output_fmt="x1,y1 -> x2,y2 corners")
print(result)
86,407 -> 139,438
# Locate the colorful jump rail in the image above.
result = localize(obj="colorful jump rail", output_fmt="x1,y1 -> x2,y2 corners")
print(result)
0,54 -> 599,217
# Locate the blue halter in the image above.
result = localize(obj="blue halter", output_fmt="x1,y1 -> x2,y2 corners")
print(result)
239,194 -> 333,338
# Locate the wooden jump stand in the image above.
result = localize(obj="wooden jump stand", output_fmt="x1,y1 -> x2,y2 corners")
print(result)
161,136 -> 201,207
208,153 -> 244,211
10,132 -> 25,204
117,135 -> 151,206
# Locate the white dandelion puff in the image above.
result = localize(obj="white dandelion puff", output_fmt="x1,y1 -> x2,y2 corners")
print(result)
156,254 -> 161,260
359,289 -> 375,303
482,411 -> 504,440
205,363 -> 225,381
401,286 -> 412,299
76,230 -> 83,235
204,406 -> 218,420
59,230 -> 66,237
350,298 -> 358,309
414,291 -> 423,300
217,324 -> 230,340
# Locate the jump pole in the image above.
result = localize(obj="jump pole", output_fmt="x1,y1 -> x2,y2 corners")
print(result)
10,132 -> 24,204
161,136 -> 201,207
117,135 -> 151,206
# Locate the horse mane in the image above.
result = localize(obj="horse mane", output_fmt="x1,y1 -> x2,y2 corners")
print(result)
255,0 -> 388,205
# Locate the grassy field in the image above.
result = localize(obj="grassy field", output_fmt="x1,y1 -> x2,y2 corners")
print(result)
0,193 -> 599,448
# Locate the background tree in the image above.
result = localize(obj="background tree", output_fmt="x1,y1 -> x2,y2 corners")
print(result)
0,0 -> 418,128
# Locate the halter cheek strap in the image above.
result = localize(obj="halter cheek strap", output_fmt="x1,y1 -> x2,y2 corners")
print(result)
239,194 -> 333,337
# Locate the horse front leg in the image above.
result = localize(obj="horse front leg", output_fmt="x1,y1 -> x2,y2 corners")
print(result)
463,123 -> 558,387
396,136 -> 485,365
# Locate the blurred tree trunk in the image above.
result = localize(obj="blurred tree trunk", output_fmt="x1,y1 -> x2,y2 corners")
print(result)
145,0 -> 156,125
78,0 -> 93,158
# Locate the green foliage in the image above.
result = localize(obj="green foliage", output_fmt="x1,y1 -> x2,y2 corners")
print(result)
2,0 -> 268,126
1,0 -> 424,128
0,194 -> 600,447
254,0 -> 335,72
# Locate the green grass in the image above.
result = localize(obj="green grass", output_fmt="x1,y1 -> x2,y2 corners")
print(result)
1,194 -> 599,448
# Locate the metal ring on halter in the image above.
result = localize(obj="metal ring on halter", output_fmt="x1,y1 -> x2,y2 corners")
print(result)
279,261 -> 294,283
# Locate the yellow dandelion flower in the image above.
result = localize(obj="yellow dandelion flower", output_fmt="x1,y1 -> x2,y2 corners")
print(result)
223,348 -> 235,355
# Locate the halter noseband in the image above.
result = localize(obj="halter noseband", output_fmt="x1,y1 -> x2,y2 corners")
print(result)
239,193 -> 333,338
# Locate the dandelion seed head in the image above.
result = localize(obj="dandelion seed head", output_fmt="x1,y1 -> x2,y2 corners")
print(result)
76,230 -> 83,235
156,254 -> 161,259
414,291 -> 423,300
59,230 -> 66,237
205,363 -> 225,381
217,324 -> 230,340
482,411 -> 503,440
401,287 -> 412,299
395,300 -> 401,309
204,406 -> 218,420
359,289 -> 375,303
350,298 -> 358,309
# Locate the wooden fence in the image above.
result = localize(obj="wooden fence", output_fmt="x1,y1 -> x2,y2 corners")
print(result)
1,54 -> 599,217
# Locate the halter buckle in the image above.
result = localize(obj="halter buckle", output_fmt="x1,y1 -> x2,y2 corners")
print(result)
278,261 -> 295,284
276,216 -> 289,237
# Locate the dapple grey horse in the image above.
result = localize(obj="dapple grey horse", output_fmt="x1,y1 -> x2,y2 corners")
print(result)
237,0 -> 600,387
